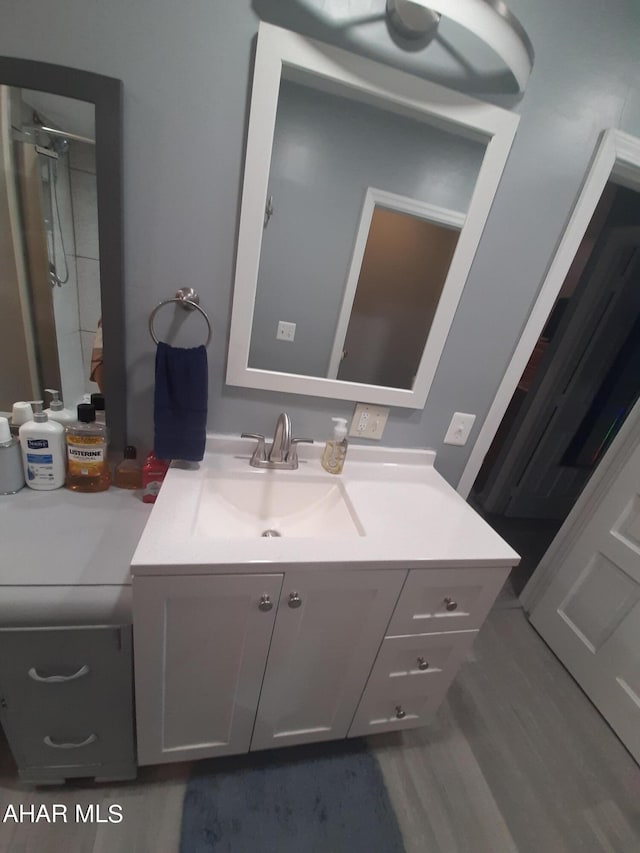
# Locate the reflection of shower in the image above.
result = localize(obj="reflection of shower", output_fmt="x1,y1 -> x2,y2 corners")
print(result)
32,115 -> 70,288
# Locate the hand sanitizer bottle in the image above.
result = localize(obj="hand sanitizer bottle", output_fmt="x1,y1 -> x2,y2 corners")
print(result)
321,417 -> 349,475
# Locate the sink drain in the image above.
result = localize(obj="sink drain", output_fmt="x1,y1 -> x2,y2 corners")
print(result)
261,529 -> 282,537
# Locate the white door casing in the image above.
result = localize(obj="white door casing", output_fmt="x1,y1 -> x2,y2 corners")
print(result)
458,129 -> 640,499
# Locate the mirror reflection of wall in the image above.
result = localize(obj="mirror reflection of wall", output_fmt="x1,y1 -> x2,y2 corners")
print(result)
247,76 -> 486,390
0,84 -> 100,414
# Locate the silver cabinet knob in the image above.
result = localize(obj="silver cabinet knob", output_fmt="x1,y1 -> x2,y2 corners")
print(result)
417,657 -> 429,671
395,705 -> 406,720
444,596 -> 458,612
258,594 -> 273,612
288,591 -> 302,608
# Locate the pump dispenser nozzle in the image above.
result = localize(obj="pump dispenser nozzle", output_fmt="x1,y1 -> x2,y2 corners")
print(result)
28,401 -> 47,423
45,389 -> 63,411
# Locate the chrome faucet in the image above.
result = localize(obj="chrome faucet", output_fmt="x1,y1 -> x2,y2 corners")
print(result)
270,412 -> 291,463
241,412 -> 313,469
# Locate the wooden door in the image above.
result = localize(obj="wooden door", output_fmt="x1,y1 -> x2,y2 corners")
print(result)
530,431 -> 640,762
133,573 -> 282,765
250,569 -> 405,751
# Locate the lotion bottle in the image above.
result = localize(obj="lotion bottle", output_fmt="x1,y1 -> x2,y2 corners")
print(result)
18,401 -> 65,490
321,417 -> 348,475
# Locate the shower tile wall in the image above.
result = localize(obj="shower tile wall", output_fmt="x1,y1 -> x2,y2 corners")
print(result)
51,140 -> 100,405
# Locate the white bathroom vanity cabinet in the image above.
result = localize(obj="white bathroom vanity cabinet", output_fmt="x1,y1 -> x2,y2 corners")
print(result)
131,436 -> 518,765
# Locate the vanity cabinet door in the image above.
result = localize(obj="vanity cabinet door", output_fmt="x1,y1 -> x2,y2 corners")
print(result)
133,573 -> 283,765
250,569 -> 406,751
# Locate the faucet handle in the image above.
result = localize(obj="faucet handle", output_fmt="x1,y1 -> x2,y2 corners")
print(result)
288,437 -> 313,463
241,433 -> 267,462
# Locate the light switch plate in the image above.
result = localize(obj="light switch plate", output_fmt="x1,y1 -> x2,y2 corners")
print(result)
443,412 -> 476,446
349,403 -> 389,440
276,321 -> 296,341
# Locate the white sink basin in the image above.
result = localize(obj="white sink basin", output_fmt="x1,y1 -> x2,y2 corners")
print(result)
193,472 -> 365,539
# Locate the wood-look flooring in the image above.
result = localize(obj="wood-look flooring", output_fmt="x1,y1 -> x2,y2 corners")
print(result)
0,588 -> 638,852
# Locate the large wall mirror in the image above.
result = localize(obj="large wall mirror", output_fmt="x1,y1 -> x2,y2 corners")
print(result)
227,23 -> 520,408
0,58 -> 125,447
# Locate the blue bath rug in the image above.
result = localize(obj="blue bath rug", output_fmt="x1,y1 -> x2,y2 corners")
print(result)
179,739 -> 406,853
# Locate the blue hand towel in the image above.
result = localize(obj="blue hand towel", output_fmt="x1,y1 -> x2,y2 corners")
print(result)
154,342 -> 208,462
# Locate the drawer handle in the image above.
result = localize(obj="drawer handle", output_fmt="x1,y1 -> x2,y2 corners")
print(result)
417,657 -> 429,671
288,592 -> 302,609
28,665 -> 90,684
44,733 -> 97,750
258,594 -> 273,612
395,705 -> 407,720
444,597 -> 458,612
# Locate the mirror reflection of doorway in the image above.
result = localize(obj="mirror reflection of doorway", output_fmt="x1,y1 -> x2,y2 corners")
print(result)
470,182 -> 640,595
337,206 -> 460,388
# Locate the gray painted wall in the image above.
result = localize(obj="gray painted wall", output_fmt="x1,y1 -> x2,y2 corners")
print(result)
1,0 -> 639,487
249,79 -> 484,378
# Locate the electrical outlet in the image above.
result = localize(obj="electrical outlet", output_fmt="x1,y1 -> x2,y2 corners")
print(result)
443,412 -> 476,446
349,403 -> 389,440
276,321 -> 296,342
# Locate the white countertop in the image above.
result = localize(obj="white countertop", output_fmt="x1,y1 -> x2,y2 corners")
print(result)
0,486 -> 152,587
131,435 -> 520,575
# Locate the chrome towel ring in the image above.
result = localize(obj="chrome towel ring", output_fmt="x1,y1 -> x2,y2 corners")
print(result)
148,287 -> 212,346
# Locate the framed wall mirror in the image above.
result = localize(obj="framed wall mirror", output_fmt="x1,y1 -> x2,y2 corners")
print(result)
227,23 -> 519,408
0,57 -> 125,447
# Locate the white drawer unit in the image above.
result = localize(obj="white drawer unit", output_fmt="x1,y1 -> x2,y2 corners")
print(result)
348,630 -> 476,736
0,625 -> 136,784
386,567 -> 508,635
362,630 -> 477,691
349,674 -> 452,737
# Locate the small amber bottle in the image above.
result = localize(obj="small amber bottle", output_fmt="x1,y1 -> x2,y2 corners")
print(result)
114,445 -> 142,489
65,404 -> 111,492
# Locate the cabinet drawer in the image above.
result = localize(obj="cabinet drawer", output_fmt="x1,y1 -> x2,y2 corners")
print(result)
387,567 -> 508,635
0,626 -> 134,771
348,675 -> 451,738
364,630 -> 476,693
18,722 -> 127,770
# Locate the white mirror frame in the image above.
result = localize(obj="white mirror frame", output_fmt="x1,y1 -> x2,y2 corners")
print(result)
227,22 -> 520,409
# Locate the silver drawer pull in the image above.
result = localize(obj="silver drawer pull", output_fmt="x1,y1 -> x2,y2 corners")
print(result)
44,733 -> 97,750
395,705 -> 407,720
444,597 -> 458,612
28,665 -> 90,683
417,657 -> 429,671
288,592 -> 302,608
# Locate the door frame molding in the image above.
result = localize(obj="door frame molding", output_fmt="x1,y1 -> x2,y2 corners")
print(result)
457,129 -> 640,500
327,187 -> 465,381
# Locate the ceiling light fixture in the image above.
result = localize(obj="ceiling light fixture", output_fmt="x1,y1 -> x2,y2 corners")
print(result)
386,0 -> 535,93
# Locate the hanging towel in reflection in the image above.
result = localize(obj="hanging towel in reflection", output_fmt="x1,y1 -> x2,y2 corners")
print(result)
154,342 -> 208,462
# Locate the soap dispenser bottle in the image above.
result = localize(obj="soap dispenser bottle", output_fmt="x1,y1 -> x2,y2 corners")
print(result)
44,389 -> 76,425
0,416 -> 25,494
321,417 -> 349,475
18,401 -> 66,490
